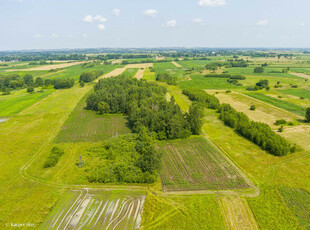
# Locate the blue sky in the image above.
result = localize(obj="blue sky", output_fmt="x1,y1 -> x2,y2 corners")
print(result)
0,0 -> 310,50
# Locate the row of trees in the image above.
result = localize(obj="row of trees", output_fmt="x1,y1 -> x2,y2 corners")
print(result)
204,74 -> 246,80
79,70 -> 103,82
205,61 -> 248,71
86,76 -> 204,140
0,74 -> 45,91
182,88 -> 294,156
0,73 -> 76,92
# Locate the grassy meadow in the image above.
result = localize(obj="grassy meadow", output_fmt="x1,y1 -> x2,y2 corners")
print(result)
1,52 -> 310,229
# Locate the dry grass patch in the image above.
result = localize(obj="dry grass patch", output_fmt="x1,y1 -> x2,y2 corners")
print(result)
171,61 -> 182,67
289,72 -> 310,80
7,61 -> 86,71
134,68 -> 145,80
207,90 -> 297,126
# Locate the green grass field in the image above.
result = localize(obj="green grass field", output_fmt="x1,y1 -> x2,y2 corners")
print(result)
121,68 -> 139,77
159,137 -> 250,191
246,93 -> 306,116
280,88 -> 310,100
54,93 -> 131,143
0,89 -> 55,117
2,52 -> 310,230
141,192 -> 226,230
179,74 -> 240,90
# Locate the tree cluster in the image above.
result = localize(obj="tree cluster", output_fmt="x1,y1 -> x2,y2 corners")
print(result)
86,76 -> 204,140
183,89 -> 294,156
51,78 -> 75,89
155,73 -> 177,85
86,129 -> 161,184
79,70 -> 103,83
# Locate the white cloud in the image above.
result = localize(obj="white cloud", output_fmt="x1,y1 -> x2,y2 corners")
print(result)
83,14 -> 107,23
34,34 -> 42,38
94,15 -> 107,23
98,24 -> 105,30
166,19 -> 177,28
256,19 -> 269,26
301,22 -> 305,27
113,8 -> 120,16
17,0 -> 23,3
144,9 -> 157,18
198,0 -> 227,7
66,34 -> 74,38
83,15 -> 93,23
83,33 -> 88,38
192,18 -> 203,24
51,34 -> 59,38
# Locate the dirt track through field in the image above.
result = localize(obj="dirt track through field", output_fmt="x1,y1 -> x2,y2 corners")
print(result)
219,196 -> 259,230
289,72 -> 310,80
171,61 -> 182,67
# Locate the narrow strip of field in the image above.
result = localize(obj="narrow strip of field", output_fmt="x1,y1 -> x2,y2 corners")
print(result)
289,72 -> 310,80
134,68 -> 145,80
40,190 -> 145,230
207,90 -> 297,126
219,196 -> 259,230
124,63 -> 153,69
159,137 -> 250,191
246,93 -> 306,116
280,125 -> 310,151
6,61 -> 85,71
0,89 -> 55,117
171,61 -> 182,68
54,92 -> 131,143
279,88 -> 310,100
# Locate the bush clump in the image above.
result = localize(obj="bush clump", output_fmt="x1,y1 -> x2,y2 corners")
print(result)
43,146 -> 64,168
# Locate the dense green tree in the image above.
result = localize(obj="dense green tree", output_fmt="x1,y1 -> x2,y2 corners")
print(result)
97,101 -> 110,114
35,77 -> 44,86
254,67 -> 264,73
186,101 -> 204,135
23,74 -> 34,86
27,86 -> 34,93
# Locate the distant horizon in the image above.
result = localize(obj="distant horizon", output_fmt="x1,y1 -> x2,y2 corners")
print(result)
1,46 -> 310,53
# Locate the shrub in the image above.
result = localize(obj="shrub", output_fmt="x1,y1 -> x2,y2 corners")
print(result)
27,86 -> 34,93
230,75 -> 246,80
288,122 -> 294,126
291,85 -> 298,88
275,119 -> 287,125
250,104 -> 256,111
43,146 -> 64,168
278,126 -> 284,132
254,67 -> 264,73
